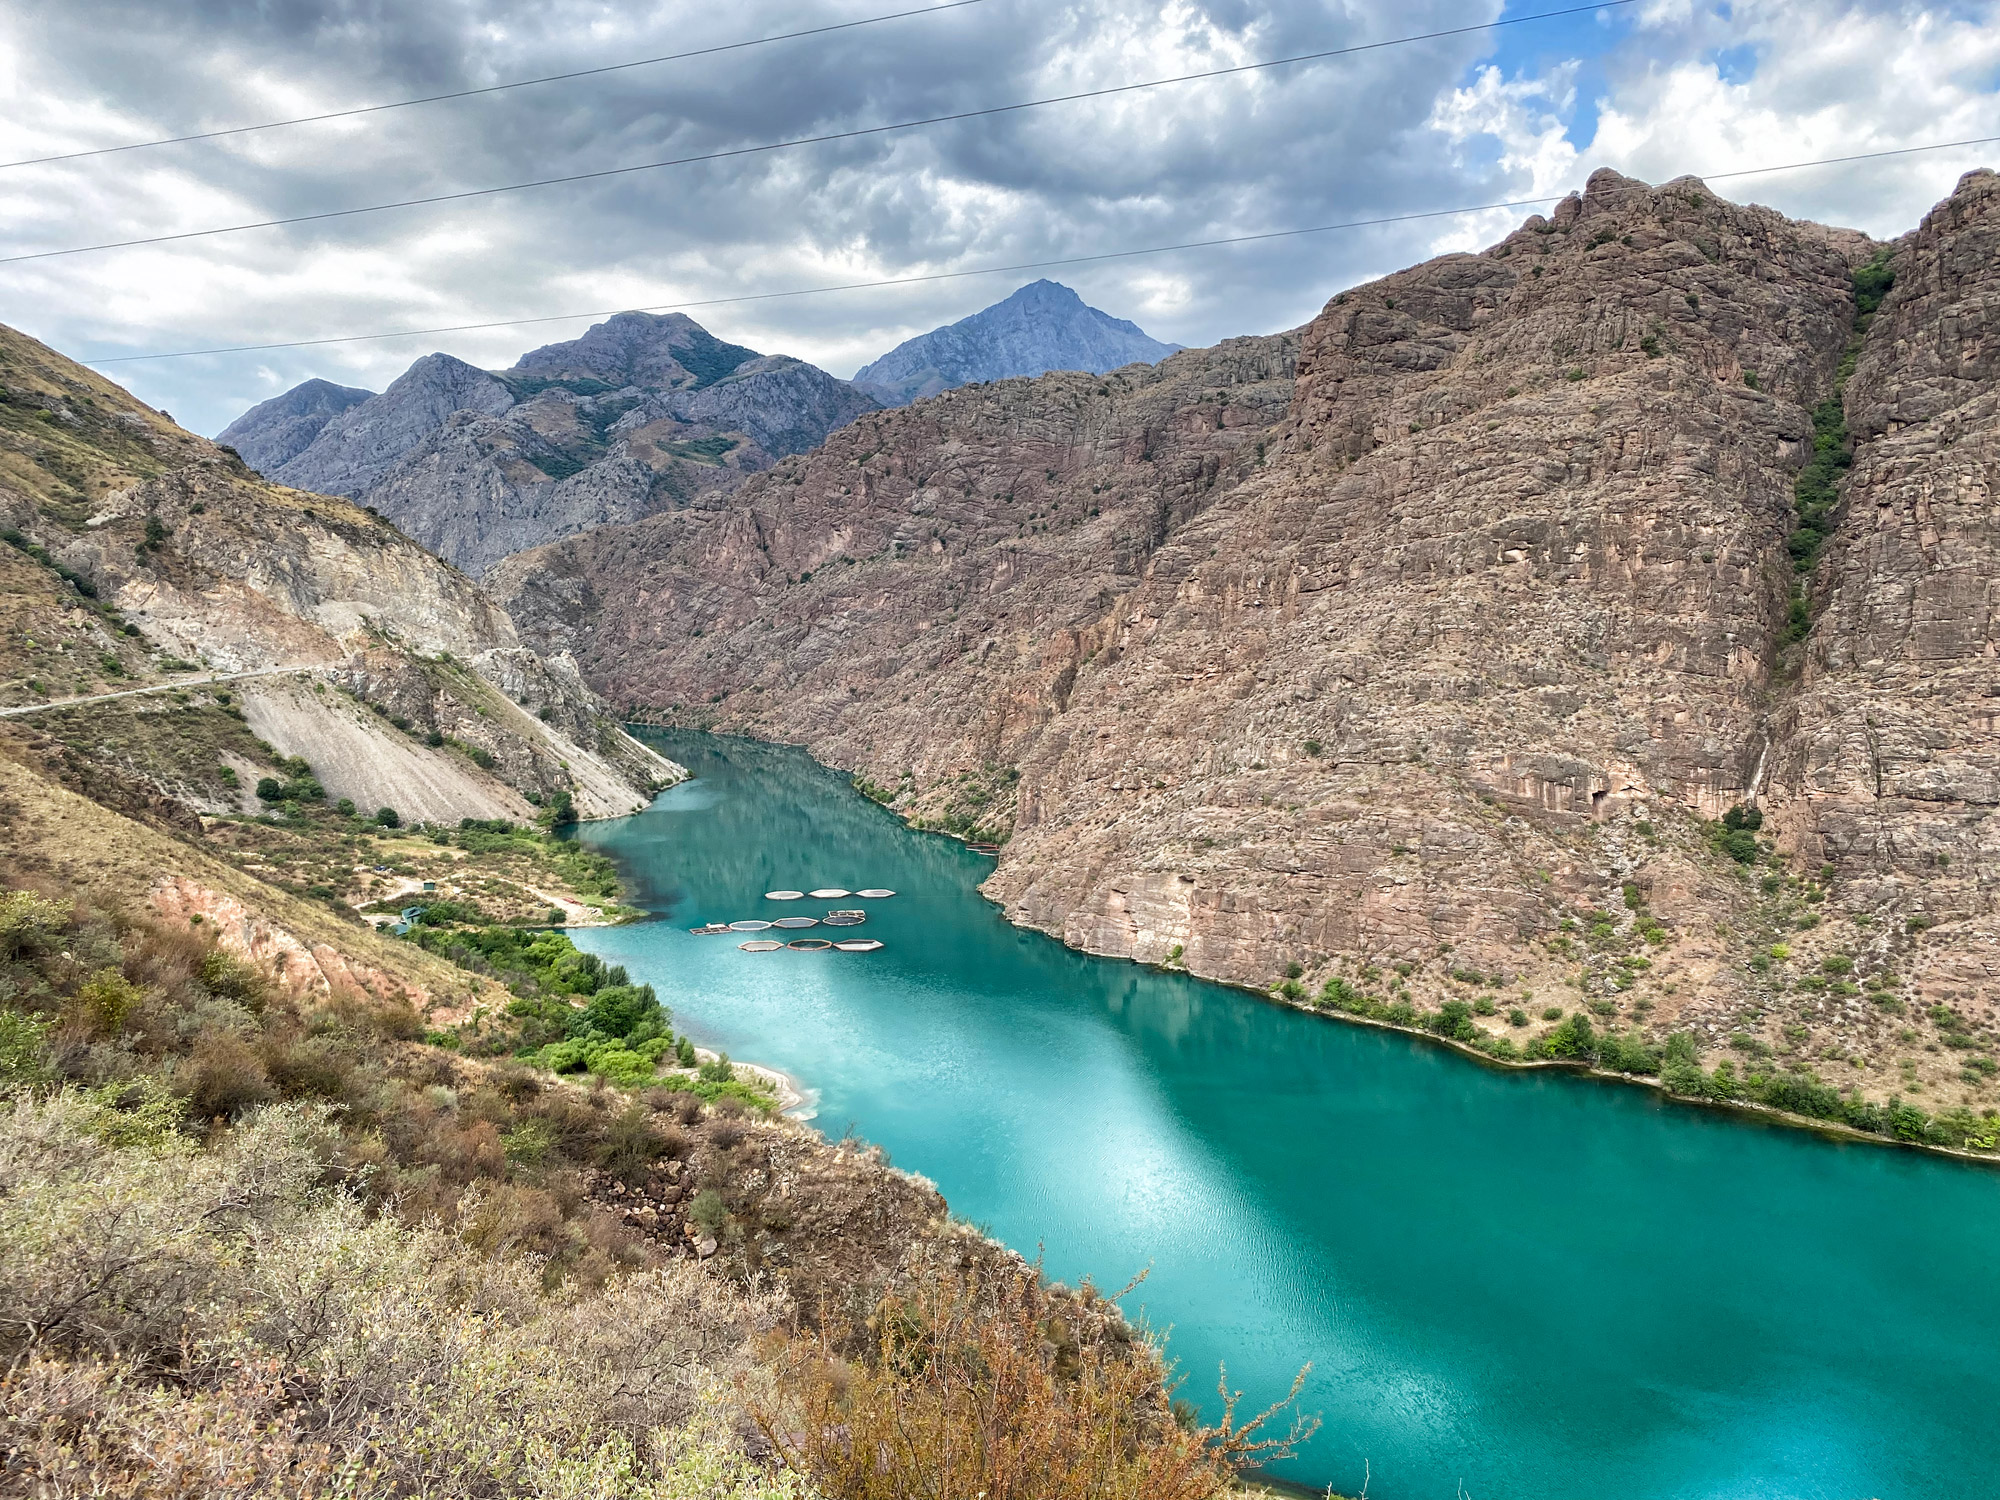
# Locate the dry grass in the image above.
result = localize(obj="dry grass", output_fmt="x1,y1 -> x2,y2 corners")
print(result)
747,1271 -> 1312,1500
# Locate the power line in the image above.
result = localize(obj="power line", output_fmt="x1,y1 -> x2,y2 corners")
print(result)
83,134 -> 2000,366
0,1 -> 990,172
2,1 -> 1635,267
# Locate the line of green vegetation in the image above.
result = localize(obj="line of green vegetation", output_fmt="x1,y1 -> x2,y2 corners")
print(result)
2,524 -> 97,596
1303,973 -> 1996,1152
1783,248 -> 1896,641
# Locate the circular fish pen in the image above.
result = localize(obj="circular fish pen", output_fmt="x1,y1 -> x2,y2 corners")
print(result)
833,939 -> 883,952
822,913 -> 865,927
856,888 -> 895,899
809,888 -> 851,899
737,939 -> 783,952
764,890 -> 806,901
787,937 -> 834,951
771,916 -> 820,929
728,919 -> 774,932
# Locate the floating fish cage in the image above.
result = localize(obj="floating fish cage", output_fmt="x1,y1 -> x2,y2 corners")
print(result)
771,916 -> 820,929
808,887 -> 851,899
787,937 -> 834,951
689,922 -> 731,935
728,919 -> 774,932
833,939 -> 883,952
856,888 -> 895,899
822,913 -> 865,927
764,890 -> 806,901
738,939 -> 783,952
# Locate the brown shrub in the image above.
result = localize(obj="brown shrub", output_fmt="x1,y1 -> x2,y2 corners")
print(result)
597,1102 -> 664,1187
180,1031 -> 274,1120
261,1033 -> 355,1102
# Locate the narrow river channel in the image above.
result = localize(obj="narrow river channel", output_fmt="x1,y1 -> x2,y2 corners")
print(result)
570,730 -> 2000,1499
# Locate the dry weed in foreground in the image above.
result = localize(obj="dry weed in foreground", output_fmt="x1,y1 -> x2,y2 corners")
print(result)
745,1271 -> 1315,1500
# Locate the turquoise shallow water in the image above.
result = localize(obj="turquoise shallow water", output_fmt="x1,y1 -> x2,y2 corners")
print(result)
571,731 -> 2000,1499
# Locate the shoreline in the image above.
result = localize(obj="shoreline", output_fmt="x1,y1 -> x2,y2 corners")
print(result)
686,1046 -> 814,1118
1058,927 -> 2000,1170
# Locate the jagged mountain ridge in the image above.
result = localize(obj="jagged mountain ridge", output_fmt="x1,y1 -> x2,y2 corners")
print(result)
497,169 -> 2000,1112
219,311 -> 878,576
850,279 -> 1182,406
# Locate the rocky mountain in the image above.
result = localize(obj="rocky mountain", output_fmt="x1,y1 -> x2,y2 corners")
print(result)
497,168 -> 2000,1122
225,312 -> 877,576
850,279 -> 1182,406
0,318 -> 679,830
215,375 -> 373,473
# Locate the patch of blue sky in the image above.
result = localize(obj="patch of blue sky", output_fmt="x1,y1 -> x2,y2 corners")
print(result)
1475,0 -> 1642,151
1708,44 -> 1757,85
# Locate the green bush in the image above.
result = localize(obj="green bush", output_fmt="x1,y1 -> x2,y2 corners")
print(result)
1426,1000 -> 1477,1043
1507,1008 -> 1529,1028
376,806 -> 401,828
1536,1011 -> 1597,1061
690,1187 -> 728,1236
698,1054 -> 735,1085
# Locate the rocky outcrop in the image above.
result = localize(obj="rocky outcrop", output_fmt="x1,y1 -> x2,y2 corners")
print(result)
216,377 -> 373,472
851,280 -> 1182,406
0,317 -> 679,823
229,314 -> 878,574
504,170 -> 2000,1097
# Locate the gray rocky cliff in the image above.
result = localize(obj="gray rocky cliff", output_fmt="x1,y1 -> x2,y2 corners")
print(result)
851,279 -> 1181,406
216,377 -> 373,473
272,353 -> 514,497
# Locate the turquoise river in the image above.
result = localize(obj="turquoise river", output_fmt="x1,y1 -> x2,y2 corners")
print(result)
569,731 -> 2000,1499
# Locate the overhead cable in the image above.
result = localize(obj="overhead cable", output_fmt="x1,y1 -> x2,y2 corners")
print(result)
0,1 -> 990,171
2,1 -> 1636,266
83,133 -> 2000,365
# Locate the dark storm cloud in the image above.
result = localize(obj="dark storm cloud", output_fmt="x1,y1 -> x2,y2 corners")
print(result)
1,0 -> 1993,434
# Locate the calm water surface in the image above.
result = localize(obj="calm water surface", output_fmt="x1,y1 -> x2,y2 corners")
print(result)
571,731 -> 2000,1499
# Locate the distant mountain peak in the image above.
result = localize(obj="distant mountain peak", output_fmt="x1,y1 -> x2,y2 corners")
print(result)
851,280 -> 1181,406
215,376 -> 373,474
510,310 -> 760,391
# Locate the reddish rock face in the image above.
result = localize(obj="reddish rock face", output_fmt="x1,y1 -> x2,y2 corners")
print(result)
500,171 -> 2000,1092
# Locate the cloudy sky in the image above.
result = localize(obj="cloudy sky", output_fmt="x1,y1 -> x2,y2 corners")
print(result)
2,0 -> 1995,435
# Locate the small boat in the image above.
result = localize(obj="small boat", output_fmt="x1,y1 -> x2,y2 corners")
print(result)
689,922 -> 731,935
856,888 -> 895,899
967,843 -> 1002,856
728,919 -> 774,932
738,939 -> 783,952
822,913 -> 865,927
833,939 -> 883,952
765,890 -> 806,901
772,916 -> 820,929
809,887 -> 850,899
787,937 -> 833,951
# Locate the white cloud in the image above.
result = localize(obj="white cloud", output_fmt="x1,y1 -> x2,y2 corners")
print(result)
1576,1 -> 2000,238
0,0 -> 1995,434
